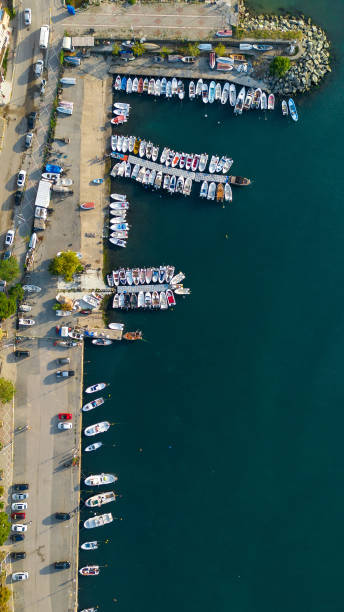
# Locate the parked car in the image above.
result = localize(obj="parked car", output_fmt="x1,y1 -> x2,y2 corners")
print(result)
5,230 -> 14,246
11,524 -> 27,532
54,561 -> 70,569
3,249 -> 12,260
25,132 -> 33,148
15,350 -> 30,358
12,503 -> 27,511
57,357 -> 70,365
11,552 -> 26,560
40,79 -> 46,95
58,413 -> 72,420
34,59 -> 43,78
55,512 -> 71,521
24,8 -> 31,25
17,170 -> 26,188
14,190 -> 23,206
13,484 -> 29,491
11,533 -> 25,542
12,512 -> 26,520
57,422 -> 72,430
56,370 -> 75,378
12,572 -> 29,581
12,492 -> 29,500
27,111 -> 37,129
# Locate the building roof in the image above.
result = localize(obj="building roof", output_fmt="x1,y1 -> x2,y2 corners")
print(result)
72,36 -> 94,47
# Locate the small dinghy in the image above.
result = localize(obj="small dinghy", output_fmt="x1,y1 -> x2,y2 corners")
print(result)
80,202 -> 95,210
282,100 -> 288,116
83,397 -> 105,412
84,473 -> 117,486
92,338 -> 113,346
111,193 -> 127,201
23,285 -> 41,292
79,565 -> 100,576
108,322 -> 124,330
83,513 -> 113,529
288,98 -> 298,121
92,178 -> 103,184
85,442 -> 103,452
268,93 -> 275,110
81,541 -> 98,550
84,422 -> 110,437
85,383 -> 107,394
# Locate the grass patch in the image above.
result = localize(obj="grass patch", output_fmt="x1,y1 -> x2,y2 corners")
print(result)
59,49 -> 64,65
2,49 -> 8,79
236,27 -> 302,40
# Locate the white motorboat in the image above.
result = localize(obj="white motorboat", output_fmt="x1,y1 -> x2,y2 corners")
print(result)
199,153 -> 208,172
126,77 -> 132,93
234,86 -> 245,114
222,157 -> 233,173
92,338 -> 113,346
128,135 -> 135,152
183,177 -> 192,196
171,77 -> 178,95
160,147 -> 169,164
84,513 -> 113,529
207,182 -> 216,200
22,285 -> 41,292
152,145 -> 159,162
19,304 -> 31,312
165,265 -> 175,283
138,291 -> 145,308
261,92 -> 267,110
84,422 -> 110,437
85,491 -> 116,508
132,77 -> 138,92
111,193 -> 127,201
131,164 -> 140,179
200,181 -> 208,198
208,156 -> 218,173
214,82 -> 222,101
111,135 -> 117,151
19,318 -> 35,326
171,271 -> 185,285
108,322 -> 124,330
224,183 -> 232,202
221,82 -> 229,104
85,442 -> 103,452
166,80 -> 172,97
114,75 -> 121,90
154,170 -> 163,189
154,79 -> 161,96
81,541 -> 99,550
83,397 -> 105,412
160,292 -> 168,310
195,78 -> 203,96
148,78 -> 155,95
80,565 -> 100,576
82,294 -> 99,308
85,383 -> 107,394
189,80 -> 195,99
229,83 -> 236,106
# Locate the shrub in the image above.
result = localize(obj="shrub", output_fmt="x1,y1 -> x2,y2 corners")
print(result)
0,512 -> 10,545
128,0 -> 136,5
112,42 -> 120,56
214,43 -> 226,57
0,379 -> 15,405
270,56 -> 291,77
49,252 -> 83,282
0,256 -> 20,282
0,294 -> 17,320
132,42 -> 145,57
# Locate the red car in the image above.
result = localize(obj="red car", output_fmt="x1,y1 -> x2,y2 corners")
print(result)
12,512 -> 26,520
58,413 -> 72,420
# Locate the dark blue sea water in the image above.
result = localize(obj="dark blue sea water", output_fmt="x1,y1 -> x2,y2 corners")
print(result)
79,1 -> 344,610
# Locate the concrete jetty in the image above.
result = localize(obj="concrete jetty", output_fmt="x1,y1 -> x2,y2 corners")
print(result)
127,155 -> 229,184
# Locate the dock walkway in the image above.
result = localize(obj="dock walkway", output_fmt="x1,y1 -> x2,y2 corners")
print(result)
127,155 -> 228,184
117,283 -> 169,294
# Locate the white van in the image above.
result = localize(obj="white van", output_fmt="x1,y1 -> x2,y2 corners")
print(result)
39,25 -> 50,49
62,36 -> 74,52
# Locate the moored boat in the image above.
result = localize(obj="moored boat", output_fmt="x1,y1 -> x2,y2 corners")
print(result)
84,422 -> 110,437
268,93 -> 275,110
84,513 -> 113,529
209,51 -> 216,69
260,91 -> 267,110
85,442 -> 103,452
81,541 -> 98,550
229,175 -> 251,186
282,100 -> 288,116
84,473 -> 117,486
229,83 -> 236,106
123,330 -> 143,341
195,78 -> 203,96
92,338 -> 112,346
189,80 -> 195,99
166,289 -> 176,307
83,397 -> 105,412
160,292 -> 168,310
79,565 -> 100,576
200,181 -> 208,198
216,183 -> 225,202
224,182 -> 232,202
288,98 -> 298,121
208,81 -> 216,103
199,153 -> 208,172
207,182 -> 216,200
85,491 -> 116,507
202,83 -> 208,103
234,86 -> 245,114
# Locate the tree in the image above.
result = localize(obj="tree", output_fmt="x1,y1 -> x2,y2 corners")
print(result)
0,256 -> 20,282
270,56 -> 291,78
0,294 -> 16,320
186,43 -> 200,57
132,42 -> 145,57
0,378 -> 15,405
215,43 -> 226,57
9,283 -> 24,302
128,0 -> 136,4
112,42 -> 120,56
49,252 -> 83,282
0,583 -> 11,607
0,512 -> 10,545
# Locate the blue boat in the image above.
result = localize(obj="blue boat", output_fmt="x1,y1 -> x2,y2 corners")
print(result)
288,98 -> 298,122
64,56 -> 81,66
208,81 -> 216,103
110,152 -> 127,160
45,164 -> 62,174
121,76 -> 127,91
92,178 -> 104,184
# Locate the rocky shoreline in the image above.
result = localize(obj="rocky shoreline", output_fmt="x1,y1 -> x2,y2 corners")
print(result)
239,5 -> 331,95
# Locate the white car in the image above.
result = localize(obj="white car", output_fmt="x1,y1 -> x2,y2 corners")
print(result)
34,59 -> 43,78
58,422 -> 72,430
17,170 -> 26,187
12,493 -> 29,501
24,8 -> 31,25
12,503 -> 28,511
12,524 -> 27,532
12,572 -> 29,581
5,230 -> 14,246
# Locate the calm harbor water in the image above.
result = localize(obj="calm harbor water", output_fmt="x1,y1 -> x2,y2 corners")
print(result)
79,1 -> 344,610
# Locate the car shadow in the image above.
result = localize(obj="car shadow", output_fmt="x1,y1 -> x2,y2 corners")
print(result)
43,373 -> 59,385
47,359 -> 59,371
39,564 -> 56,575
42,513 -> 58,526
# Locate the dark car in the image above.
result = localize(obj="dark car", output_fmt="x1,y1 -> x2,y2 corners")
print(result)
11,512 -> 26,520
13,484 -> 29,491
56,370 -> 75,378
11,533 -> 25,542
57,357 -> 70,365
14,190 -> 23,206
27,111 -> 37,129
54,561 -> 70,570
55,512 -> 71,521
11,552 -> 26,560
15,350 -> 30,359
3,250 -> 12,260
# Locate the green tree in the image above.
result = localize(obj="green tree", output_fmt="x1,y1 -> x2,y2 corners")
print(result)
186,43 -> 200,57
0,512 -> 10,545
49,252 -> 83,282
9,283 -> 24,302
270,56 -> 291,77
132,41 -> 145,57
0,294 -> 16,320
0,256 -> 20,282
214,43 -> 226,57
0,378 -> 15,405
112,42 -> 120,56
0,583 -> 11,607
128,0 -> 136,5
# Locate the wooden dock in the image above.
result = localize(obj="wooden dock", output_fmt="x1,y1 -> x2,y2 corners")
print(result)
127,155 -> 228,184
117,283 -> 169,294
76,314 -> 123,341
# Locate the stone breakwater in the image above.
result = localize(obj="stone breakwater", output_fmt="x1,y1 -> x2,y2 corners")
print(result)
240,10 -> 331,95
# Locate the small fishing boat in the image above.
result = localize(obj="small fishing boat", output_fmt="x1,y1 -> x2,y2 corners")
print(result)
229,175 -> 251,186
216,29 -> 232,37
111,115 -> 127,126
214,82 -> 222,101
234,87 -> 245,114
114,75 -> 121,90
84,512 -> 113,529
208,81 -> 216,103
288,98 -> 298,121
85,442 -> 103,452
161,77 -> 167,95
202,83 -> 208,103
183,177 -> 192,196
138,77 -> 144,93
209,51 -> 216,69
224,183 -> 232,202
195,78 -> 203,96
85,383 -> 107,394
138,292 -> 145,308
83,397 -> 105,412
85,491 -> 116,507
166,289 -> 176,307
207,182 -> 216,200
260,92 -> 267,110
268,93 -> 275,110
84,422 -> 110,437
209,155 -> 218,173
189,81 -> 195,99
152,291 -> 160,308
143,77 -> 149,93
80,202 -> 95,210
108,322 -> 124,330
23,285 -> 41,292
79,566 -> 100,576
148,78 -> 155,95
145,292 -> 152,308
92,338 -> 112,346
123,330 -> 143,341
152,268 -> 159,283
282,100 -> 288,116
200,181 -> 208,198
81,541 -> 98,550
19,318 -> 35,326
252,44 -> 273,51
229,83 -> 236,107
216,183 -> 224,202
